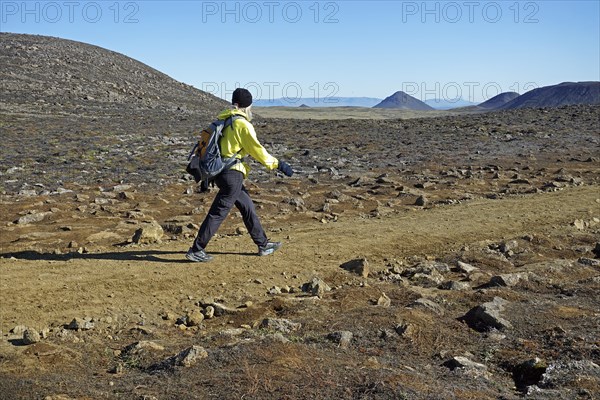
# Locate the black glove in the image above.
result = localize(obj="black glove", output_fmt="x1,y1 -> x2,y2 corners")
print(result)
277,161 -> 294,177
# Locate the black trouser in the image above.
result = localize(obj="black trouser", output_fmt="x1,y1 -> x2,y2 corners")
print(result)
192,169 -> 268,251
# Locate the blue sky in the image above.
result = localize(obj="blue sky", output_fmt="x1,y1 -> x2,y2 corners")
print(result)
2,0 -> 599,102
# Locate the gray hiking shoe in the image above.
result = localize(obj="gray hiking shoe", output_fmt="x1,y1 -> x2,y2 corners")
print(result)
258,241 -> 282,256
186,248 -> 213,262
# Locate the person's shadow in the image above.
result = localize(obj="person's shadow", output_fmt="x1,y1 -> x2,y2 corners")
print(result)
2,249 -> 186,263
1,249 -> 257,263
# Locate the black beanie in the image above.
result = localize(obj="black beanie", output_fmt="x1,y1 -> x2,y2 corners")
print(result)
232,88 -> 253,108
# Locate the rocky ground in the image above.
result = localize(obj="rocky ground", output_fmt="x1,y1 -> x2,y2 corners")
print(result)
1,104 -> 599,399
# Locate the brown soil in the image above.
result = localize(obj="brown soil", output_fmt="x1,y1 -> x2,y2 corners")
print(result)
1,64 -> 600,398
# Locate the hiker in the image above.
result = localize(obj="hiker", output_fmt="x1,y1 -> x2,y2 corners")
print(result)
186,88 -> 294,262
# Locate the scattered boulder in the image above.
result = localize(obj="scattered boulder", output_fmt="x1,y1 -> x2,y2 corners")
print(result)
18,189 -> 38,197
220,328 -> 245,337
123,340 -> 165,354
405,261 -> 450,274
301,277 -> 331,297
132,220 -> 164,244
340,258 -> 369,278
173,345 -> 208,367
443,356 -> 488,376
499,240 -> 519,255
456,260 -> 478,274
268,286 -> 282,295
439,280 -> 471,291
462,297 -> 512,331
415,195 -> 427,206
203,306 -> 215,319
161,223 -> 184,235
260,318 -> 301,334
281,285 -> 292,294
401,262 -> 447,287
573,219 -> 586,230
22,329 -> 41,345
593,242 -> 600,258
15,211 -> 51,225
10,325 -> 28,335
327,331 -> 353,348
285,197 -> 305,209
489,272 -> 529,287
117,191 -> 135,201
395,322 -> 417,339
109,363 -> 124,374
377,293 -> 391,307
408,298 -> 444,316
210,302 -> 242,316
162,311 -> 177,321
186,310 -> 204,327
113,184 -> 132,192
513,358 -> 547,390
153,345 -> 208,370
578,257 -> 600,267
55,328 -> 82,343
414,182 -> 434,189
409,270 -> 444,287
67,317 -> 94,330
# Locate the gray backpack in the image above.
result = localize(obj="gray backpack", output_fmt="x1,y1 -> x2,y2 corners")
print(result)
186,115 -> 244,184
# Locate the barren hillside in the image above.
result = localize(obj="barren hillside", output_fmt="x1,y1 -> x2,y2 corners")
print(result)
0,33 -> 227,116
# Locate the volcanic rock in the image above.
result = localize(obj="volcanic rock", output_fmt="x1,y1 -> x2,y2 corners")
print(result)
462,297 -> 512,331
301,277 -> 331,296
22,329 -> 41,345
260,318 -> 301,333
340,258 -> 369,278
132,221 -> 164,244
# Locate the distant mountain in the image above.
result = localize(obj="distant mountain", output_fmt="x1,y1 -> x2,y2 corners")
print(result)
500,82 -> 600,110
0,33 -> 228,118
424,98 -> 477,110
373,91 -> 434,110
254,97 -> 382,108
477,92 -> 520,109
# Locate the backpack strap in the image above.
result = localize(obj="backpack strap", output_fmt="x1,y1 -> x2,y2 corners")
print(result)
223,114 -> 246,129
219,114 -> 246,164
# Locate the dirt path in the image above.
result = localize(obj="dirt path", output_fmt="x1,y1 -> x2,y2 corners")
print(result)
1,186 -> 598,334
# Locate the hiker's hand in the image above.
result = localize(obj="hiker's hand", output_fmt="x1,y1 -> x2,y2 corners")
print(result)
278,161 -> 294,177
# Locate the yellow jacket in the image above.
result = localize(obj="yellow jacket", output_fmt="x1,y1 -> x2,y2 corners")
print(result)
218,108 -> 279,177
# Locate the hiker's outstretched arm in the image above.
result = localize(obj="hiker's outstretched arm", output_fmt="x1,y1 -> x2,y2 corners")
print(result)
238,123 -> 279,171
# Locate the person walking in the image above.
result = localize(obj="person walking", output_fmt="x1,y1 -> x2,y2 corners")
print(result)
186,88 -> 294,262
